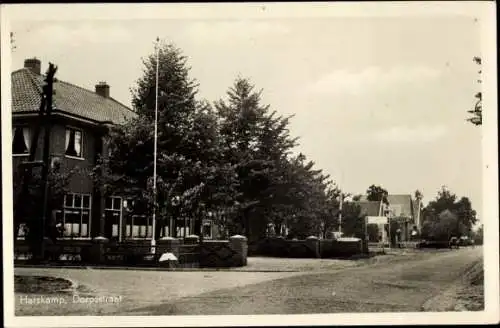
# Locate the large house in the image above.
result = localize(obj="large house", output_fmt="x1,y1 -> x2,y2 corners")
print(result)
12,58 -> 219,242
12,58 -> 137,241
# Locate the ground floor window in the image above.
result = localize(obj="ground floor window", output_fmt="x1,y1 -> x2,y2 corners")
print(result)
62,193 -> 91,238
125,215 -> 152,239
105,196 -> 122,239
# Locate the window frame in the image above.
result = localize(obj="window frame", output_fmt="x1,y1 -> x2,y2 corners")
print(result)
124,214 -> 153,240
60,193 -> 92,239
105,196 -> 123,241
12,125 -> 31,157
64,126 -> 84,160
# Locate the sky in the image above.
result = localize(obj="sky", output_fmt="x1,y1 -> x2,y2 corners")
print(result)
5,4 -> 486,219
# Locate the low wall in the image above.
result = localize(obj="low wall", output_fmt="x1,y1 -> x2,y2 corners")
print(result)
249,237 -> 367,259
14,235 -> 248,268
199,237 -> 246,268
249,237 -> 319,258
320,239 -> 366,258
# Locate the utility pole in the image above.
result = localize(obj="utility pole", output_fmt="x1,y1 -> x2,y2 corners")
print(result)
15,64 -> 53,261
338,192 -> 343,235
39,63 -> 58,261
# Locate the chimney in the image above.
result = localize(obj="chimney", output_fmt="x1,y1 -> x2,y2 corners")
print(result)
95,81 -> 110,98
24,57 -> 41,75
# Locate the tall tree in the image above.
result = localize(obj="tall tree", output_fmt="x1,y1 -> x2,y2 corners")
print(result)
94,41 -> 235,238
467,56 -> 482,126
215,77 -> 302,240
421,186 -> 478,240
366,185 -> 389,205
421,209 -> 466,241
340,201 -> 364,238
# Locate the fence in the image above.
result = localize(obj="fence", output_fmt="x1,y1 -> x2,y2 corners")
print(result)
14,238 -> 94,264
14,235 -> 247,268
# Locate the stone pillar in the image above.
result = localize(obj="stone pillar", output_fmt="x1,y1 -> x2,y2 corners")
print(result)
91,236 -> 109,264
306,236 -> 320,258
229,235 -> 248,266
156,237 -> 180,258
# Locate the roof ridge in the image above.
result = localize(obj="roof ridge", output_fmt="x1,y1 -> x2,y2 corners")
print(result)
12,67 -> 136,124
108,96 -> 136,114
56,78 -> 133,112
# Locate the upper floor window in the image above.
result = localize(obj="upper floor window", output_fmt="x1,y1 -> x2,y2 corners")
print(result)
12,126 -> 31,155
65,127 -> 83,158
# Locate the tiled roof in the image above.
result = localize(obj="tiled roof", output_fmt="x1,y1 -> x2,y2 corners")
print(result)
12,68 -> 136,124
387,194 -> 414,218
354,200 -> 382,217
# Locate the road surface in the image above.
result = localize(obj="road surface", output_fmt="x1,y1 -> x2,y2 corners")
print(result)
14,247 -> 482,315
124,247 -> 482,315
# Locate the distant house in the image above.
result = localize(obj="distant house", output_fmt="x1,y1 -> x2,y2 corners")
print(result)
356,194 -> 422,244
12,57 -> 136,241
354,200 -> 388,243
386,194 -> 422,241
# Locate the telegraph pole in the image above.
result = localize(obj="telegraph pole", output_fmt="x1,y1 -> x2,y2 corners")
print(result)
338,192 -> 343,235
39,63 -> 58,260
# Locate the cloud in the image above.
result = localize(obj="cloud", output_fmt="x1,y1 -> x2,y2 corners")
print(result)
307,65 -> 442,96
372,125 -> 448,145
183,20 -> 290,43
27,23 -> 130,47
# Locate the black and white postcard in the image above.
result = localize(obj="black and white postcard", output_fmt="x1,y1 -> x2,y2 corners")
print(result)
1,2 -> 498,327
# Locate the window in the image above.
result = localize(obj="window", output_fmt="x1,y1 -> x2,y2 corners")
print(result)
125,215 -> 152,239
65,127 -> 83,158
105,196 -> 122,240
62,193 -> 91,238
202,220 -> 212,239
12,126 -> 31,155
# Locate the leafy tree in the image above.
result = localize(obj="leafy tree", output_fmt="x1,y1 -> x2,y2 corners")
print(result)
366,185 -> 389,205
340,201 -> 364,238
467,56 -> 482,126
421,186 -> 477,240
471,224 -> 483,245
13,162 -> 76,254
425,186 -> 456,215
454,196 -> 477,234
94,41 -> 238,238
414,190 -> 423,202
421,209 -> 466,241
352,194 -> 363,201
215,77 -> 304,240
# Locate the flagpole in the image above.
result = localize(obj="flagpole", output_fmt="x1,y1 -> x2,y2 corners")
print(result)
152,37 -> 159,254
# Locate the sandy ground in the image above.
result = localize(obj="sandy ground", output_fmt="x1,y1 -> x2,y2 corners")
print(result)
13,248 -> 482,316
422,258 -> 484,312
123,247 -> 483,315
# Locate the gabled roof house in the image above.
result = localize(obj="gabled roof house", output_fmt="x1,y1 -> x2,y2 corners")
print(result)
12,57 -> 137,241
355,193 -> 423,243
